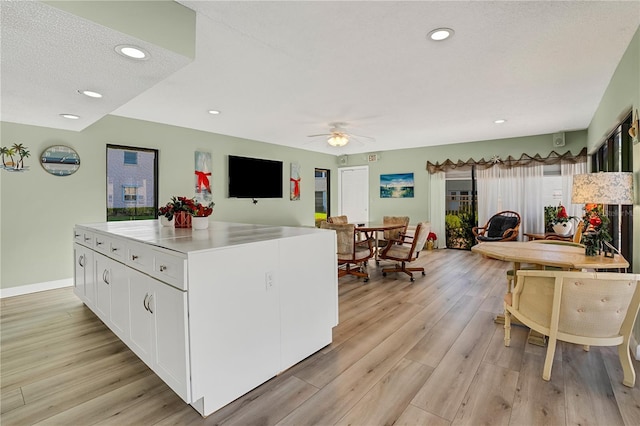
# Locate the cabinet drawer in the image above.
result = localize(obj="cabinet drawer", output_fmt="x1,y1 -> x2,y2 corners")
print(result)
127,242 -> 154,274
153,250 -> 186,290
74,228 -> 94,248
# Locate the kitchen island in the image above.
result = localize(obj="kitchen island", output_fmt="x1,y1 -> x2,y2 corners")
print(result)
73,220 -> 338,417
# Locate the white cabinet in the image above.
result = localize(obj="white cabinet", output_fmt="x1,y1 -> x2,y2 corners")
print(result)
73,221 -> 337,418
73,243 -> 94,306
129,268 -> 190,401
94,252 -> 130,341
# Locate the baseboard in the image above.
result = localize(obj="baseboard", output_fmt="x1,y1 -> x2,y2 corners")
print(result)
0,278 -> 73,298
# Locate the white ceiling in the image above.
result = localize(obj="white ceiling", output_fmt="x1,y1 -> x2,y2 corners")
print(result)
2,1 -> 640,155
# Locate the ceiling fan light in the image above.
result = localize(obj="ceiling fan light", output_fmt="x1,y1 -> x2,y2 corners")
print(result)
328,134 -> 349,147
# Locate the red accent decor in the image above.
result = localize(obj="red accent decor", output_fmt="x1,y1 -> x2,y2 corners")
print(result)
195,170 -> 212,193
290,177 -> 301,198
174,211 -> 192,228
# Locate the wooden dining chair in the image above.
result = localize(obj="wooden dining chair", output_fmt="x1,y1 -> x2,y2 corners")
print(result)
378,221 -> 430,282
504,270 -> 640,386
327,215 -> 348,224
377,216 -> 410,250
320,221 -> 374,282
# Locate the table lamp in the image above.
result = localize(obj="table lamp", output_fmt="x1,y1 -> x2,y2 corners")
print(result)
571,172 -> 634,205
571,172 -> 634,256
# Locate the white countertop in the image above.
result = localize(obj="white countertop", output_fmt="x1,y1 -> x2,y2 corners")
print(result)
76,220 -> 329,254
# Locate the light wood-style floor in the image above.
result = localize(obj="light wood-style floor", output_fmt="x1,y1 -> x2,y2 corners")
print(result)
2,249 -> 640,425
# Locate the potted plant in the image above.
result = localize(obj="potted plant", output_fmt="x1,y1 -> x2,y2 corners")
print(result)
551,204 -> 578,236
426,232 -> 437,250
581,203 -> 611,256
158,196 -> 214,229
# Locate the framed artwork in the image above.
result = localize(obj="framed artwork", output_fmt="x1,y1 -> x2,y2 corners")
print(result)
380,173 -> 414,198
40,145 -> 79,176
290,162 -> 301,200
106,145 -> 158,221
195,151 -> 213,203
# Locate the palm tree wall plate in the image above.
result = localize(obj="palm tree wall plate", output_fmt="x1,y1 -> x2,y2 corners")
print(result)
1,143 -> 31,172
40,145 -> 80,176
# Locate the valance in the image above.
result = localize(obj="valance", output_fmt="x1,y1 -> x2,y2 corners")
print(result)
426,147 -> 587,174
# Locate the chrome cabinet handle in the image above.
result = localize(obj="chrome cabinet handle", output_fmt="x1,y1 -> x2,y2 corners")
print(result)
102,269 -> 110,285
78,255 -> 84,267
84,236 -> 91,242
148,294 -> 154,314
131,254 -> 139,261
74,233 -> 80,238
159,265 -> 167,272
143,293 -> 149,311
111,247 -> 118,252
96,241 -> 103,246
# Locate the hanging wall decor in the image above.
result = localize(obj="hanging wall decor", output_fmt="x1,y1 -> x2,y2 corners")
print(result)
1,143 -> 31,172
290,162 -> 301,200
194,151 -> 212,203
380,173 -> 414,198
40,145 -> 80,176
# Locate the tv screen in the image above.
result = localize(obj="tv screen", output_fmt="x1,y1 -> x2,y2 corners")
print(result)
228,155 -> 283,198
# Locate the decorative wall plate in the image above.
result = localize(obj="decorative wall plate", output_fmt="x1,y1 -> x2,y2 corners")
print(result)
40,145 -> 80,176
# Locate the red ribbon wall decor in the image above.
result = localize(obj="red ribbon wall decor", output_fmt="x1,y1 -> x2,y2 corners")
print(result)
195,170 -> 211,193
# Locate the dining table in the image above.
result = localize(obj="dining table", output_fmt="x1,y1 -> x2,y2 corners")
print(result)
356,222 -> 407,262
472,241 -> 630,345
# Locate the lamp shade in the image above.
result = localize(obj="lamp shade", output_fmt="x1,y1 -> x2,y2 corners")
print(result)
571,172 -> 634,205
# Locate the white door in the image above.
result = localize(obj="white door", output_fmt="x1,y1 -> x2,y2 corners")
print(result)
338,166 -> 369,223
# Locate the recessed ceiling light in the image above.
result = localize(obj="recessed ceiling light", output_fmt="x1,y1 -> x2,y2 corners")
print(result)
60,114 -> 80,120
208,110 -> 220,115
115,44 -> 148,60
78,90 -> 103,98
428,28 -> 454,41
494,119 -> 506,124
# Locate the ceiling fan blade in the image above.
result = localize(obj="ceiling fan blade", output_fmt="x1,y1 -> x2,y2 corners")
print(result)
307,133 -> 331,138
349,132 -> 375,141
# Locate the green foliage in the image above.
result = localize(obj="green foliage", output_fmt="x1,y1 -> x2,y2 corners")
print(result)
445,208 -> 477,250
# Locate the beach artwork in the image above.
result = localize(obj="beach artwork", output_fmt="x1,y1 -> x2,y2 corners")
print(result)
380,173 -> 414,198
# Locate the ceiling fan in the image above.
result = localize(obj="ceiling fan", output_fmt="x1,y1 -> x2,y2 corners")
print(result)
307,122 -> 375,147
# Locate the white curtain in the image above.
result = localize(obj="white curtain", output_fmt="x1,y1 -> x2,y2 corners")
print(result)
477,164 -> 544,240
561,160 -> 588,220
429,171 -> 447,248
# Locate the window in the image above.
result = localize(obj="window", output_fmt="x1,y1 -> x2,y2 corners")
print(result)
124,151 -> 138,165
107,145 -> 158,221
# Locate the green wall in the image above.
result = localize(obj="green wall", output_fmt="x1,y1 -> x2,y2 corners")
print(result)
0,116 -> 338,290
344,131 -> 587,224
588,26 -> 639,275
1,27 -> 637,293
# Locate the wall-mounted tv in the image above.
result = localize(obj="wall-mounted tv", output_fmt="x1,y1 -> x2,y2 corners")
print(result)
228,155 -> 283,198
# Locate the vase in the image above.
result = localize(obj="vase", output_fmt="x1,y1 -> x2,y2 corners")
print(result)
174,211 -> 192,228
192,216 -> 209,230
159,216 -> 174,227
552,221 -> 573,236
426,240 -> 435,250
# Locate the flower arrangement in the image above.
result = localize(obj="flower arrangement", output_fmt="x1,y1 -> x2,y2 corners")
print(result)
158,196 -> 215,220
581,203 -> 611,256
427,232 -> 437,242
554,205 -> 578,223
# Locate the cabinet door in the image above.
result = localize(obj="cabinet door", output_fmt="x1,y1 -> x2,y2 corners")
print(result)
150,279 -> 190,402
128,269 -> 153,364
94,253 -> 111,323
109,260 -> 130,341
74,244 -> 87,301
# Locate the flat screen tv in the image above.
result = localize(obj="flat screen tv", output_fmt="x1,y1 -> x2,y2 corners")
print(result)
228,155 -> 283,198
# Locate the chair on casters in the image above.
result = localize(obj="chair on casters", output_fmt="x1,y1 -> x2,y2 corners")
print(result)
378,221 -> 430,282
376,215 -> 410,247
472,211 -> 521,243
320,221 -> 374,282
504,270 -> 640,386
327,215 -> 348,224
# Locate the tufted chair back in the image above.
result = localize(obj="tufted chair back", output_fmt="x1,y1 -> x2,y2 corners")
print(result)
504,270 -> 640,387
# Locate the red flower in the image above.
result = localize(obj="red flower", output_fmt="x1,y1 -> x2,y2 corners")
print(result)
427,232 -> 437,241
557,206 -> 568,219
589,216 -> 602,227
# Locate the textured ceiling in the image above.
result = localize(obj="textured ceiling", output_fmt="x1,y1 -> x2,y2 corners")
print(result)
2,1 -> 639,155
